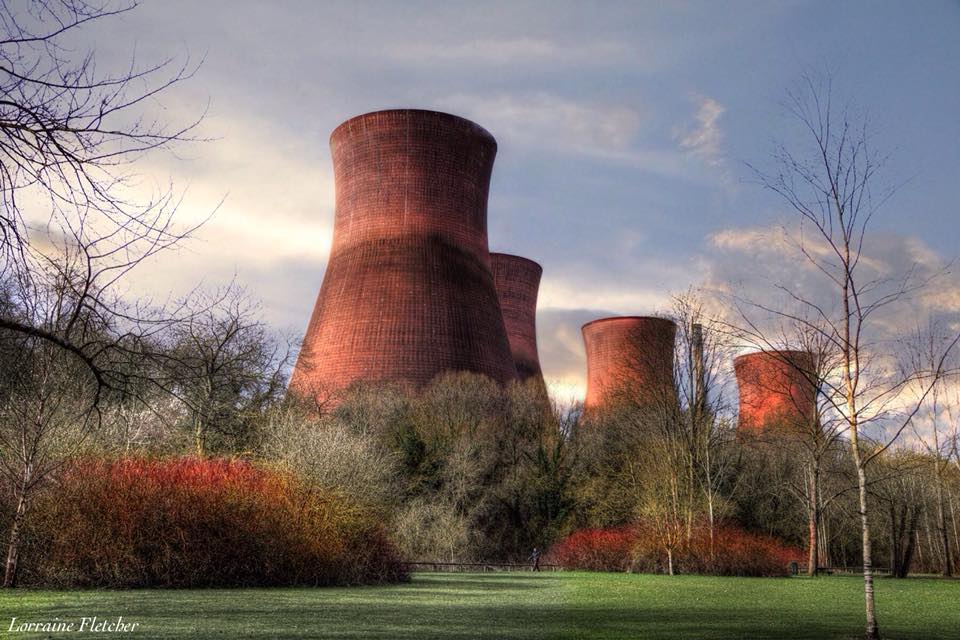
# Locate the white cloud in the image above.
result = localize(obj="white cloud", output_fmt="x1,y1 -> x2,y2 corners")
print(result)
538,278 -> 672,315
60,114 -> 340,329
677,94 -> 726,168
437,92 -> 643,154
432,92 -> 733,185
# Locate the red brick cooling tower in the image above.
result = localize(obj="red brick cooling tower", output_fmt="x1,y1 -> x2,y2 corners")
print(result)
490,253 -> 543,383
289,110 -> 517,398
734,350 -> 817,435
582,316 -> 677,411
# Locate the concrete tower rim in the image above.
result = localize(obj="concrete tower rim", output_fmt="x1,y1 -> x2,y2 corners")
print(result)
581,315 -> 675,333
329,109 -> 497,148
489,252 -> 543,273
734,350 -> 815,368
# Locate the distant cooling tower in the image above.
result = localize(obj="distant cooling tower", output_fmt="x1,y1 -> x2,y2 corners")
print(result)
734,350 -> 817,434
582,316 -> 677,411
289,109 -> 516,399
490,253 -> 543,384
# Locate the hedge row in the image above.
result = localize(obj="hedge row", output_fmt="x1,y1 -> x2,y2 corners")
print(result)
546,521 -> 801,577
18,457 -> 407,588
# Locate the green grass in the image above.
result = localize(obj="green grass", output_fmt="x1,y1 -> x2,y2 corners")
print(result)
1,572 -> 957,639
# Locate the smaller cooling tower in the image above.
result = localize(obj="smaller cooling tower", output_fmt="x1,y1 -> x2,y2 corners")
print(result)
734,350 -> 817,435
582,316 -> 677,411
490,253 -> 543,384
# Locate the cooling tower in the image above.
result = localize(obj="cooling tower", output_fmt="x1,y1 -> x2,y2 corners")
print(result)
582,316 -> 677,411
289,109 -> 516,399
490,253 -> 543,384
734,350 -> 817,435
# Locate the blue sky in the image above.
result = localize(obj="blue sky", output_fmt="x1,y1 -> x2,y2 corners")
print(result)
81,1 -> 960,399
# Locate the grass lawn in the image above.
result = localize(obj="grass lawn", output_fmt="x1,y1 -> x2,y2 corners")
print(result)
1,572 -> 957,639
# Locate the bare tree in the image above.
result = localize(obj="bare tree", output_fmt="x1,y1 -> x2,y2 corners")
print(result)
904,321 -> 957,576
672,292 -> 738,555
168,288 -> 292,457
870,451 -> 926,578
0,0 -> 204,404
733,320 -> 853,576
744,72 -> 960,638
0,241 -> 155,586
0,332 -> 92,587
635,433 -> 688,576
589,295 -> 738,572
0,1 -> 207,588
261,404 -> 400,512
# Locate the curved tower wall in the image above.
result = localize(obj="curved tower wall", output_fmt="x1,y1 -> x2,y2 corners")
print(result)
490,253 -> 543,383
734,350 -> 817,434
289,109 -> 517,398
582,316 -> 677,411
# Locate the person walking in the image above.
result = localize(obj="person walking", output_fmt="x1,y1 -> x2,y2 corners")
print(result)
528,547 -> 541,572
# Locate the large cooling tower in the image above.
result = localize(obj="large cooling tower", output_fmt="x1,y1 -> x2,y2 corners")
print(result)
582,316 -> 677,411
490,253 -> 543,383
734,350 -> 817,435
289,109 -> 517,399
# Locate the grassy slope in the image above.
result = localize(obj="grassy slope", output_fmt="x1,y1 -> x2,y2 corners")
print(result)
1,572 -> 957,639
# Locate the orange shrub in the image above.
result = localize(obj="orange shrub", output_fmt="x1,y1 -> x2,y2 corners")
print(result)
20,457 -> 407,588
546,520 -> 801,577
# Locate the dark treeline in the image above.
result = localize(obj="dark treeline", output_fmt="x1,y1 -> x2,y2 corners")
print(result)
5,284 -> 957,583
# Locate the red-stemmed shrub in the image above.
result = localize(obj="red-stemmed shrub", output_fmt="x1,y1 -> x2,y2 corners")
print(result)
546,520 -> 801,577
19,457 -> 407,588
544,525 -> 638,572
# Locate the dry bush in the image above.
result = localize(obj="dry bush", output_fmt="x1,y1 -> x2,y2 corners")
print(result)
19,457 -> 407,587
391,496 -> 473,562
263,406 -> 400,512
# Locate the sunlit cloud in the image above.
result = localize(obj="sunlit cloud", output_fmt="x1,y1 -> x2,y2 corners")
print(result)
536,308 -> 599,403
538,278 -> 672,315
676,93 -> 726,168
545,379 -> 587,407
105,115 -> 337,327
701,221 -> 960,447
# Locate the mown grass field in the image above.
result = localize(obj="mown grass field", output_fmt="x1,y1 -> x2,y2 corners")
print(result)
1,572 -> 957,639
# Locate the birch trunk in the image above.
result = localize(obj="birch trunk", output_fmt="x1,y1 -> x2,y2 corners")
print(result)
853,456 -> 878,638
3,482 -> 28,588
934,462 -> 953,576
807,462 -> 821,576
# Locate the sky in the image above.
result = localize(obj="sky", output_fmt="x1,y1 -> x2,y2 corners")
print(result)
66,0 -> 960,402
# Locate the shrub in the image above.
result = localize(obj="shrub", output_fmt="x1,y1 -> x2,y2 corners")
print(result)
391,496 -> 473,563
546,521 -> 801,577
19,457 -> 407,588
678,524 -> 801,577
262,407 -> 400,513
544,525 -> 637,572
